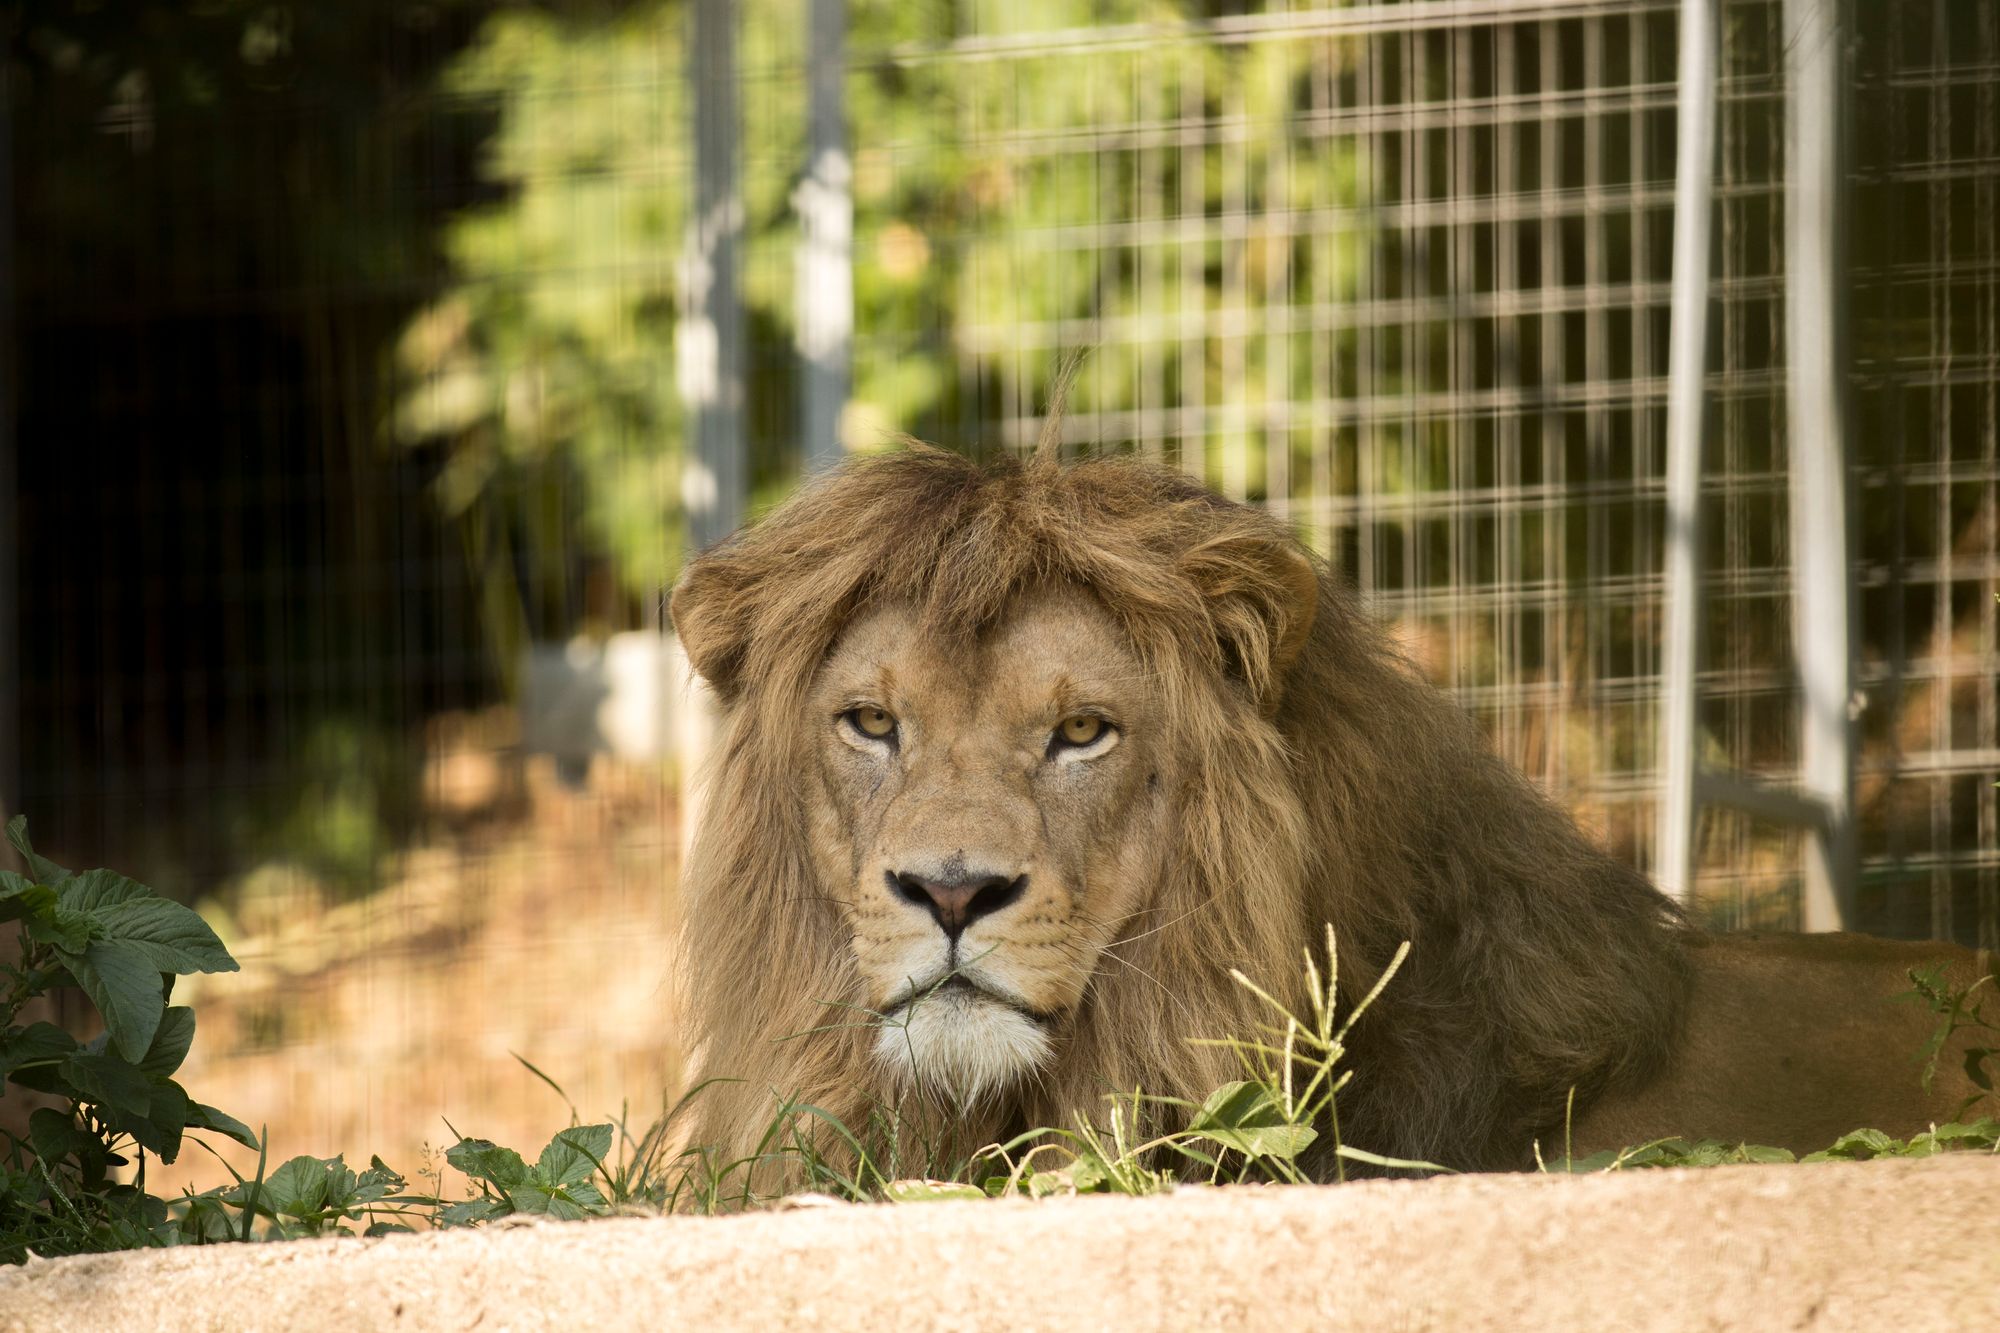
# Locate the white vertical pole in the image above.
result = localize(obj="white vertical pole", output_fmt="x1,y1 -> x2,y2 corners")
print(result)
680,0 -> 747,553
1656,0 -> 1720,904
678,0 -> 746,850
798,0 -> 852,476
1784,0 -> 1857,931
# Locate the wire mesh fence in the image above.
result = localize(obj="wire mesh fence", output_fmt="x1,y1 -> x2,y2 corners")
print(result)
5,0 -> 1998,1175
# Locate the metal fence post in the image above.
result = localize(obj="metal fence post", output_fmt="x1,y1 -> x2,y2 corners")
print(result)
798,0 -> 852,476
1784,0 -> 1858,930
1655,0 -> 1720,905
681,0 -> 747,554
678,0 -> 748,845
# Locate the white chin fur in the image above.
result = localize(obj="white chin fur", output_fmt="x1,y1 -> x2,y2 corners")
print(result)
875,989 -> 1051,1108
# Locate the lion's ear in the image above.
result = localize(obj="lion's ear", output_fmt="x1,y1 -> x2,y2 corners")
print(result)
1181,536 -> 1319,714
670,552 -> 755,703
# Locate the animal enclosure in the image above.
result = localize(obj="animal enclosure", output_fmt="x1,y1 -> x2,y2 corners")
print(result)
6,0 -> 1997,1175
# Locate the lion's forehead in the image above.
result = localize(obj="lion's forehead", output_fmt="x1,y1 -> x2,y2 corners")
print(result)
815,588 -> 1151,722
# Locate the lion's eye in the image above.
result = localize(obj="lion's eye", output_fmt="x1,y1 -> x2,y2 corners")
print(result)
1059,715 -> 1103,746
846,706 -> 898,741
1049,714 -> 1115,758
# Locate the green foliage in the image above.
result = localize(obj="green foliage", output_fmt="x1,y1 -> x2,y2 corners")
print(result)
1897,962 -> 1999,1121
1540,1119 -> 2000,1174
393,0 -> 1373,660
0,817 -> 257,1261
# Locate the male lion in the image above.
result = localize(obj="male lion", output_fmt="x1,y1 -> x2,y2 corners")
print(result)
670,445 -> 1991,1179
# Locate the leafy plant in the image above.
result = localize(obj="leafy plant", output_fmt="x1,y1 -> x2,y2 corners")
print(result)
1898,962 -> 1998,1121
0,816 -> 261,1261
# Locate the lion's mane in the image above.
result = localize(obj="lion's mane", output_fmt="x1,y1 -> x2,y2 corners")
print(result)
671,446 -> 1689,1177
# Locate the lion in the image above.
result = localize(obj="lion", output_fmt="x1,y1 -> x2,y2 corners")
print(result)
668,444 -> 1993,1182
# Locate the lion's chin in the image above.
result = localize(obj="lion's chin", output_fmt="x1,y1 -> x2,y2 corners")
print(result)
874,988 -> 1051,1109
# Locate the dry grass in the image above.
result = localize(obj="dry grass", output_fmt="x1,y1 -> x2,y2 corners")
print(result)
151,733 -> 683,1197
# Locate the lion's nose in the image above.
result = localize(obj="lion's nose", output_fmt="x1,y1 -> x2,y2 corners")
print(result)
888,870 -> 1028,940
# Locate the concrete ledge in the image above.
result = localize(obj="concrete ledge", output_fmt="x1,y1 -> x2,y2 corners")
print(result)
5,1156 -> 1997,1331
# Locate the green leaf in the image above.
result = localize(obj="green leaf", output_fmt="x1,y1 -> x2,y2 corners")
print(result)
1802,1127 -> 1903,1162
64,940 -> 167,1061
185,1100 -> 261,1150
446,1138 -> 530,1192
60,1052 -> 155,1117
437,1198 -> 509,1226
1965,1048 -> 1994,1092
0,872 -> 56,924
1735,1144 -> 1798,1165
85,896 -> 238,976
354,1157 -> 406,1205
25,905 -> 94,952
263,1156 -> 333,1219
534,1122 -> 613,1189
319,1159 -> 361,1214
121,1076 -> 190,1162
512,1177 -> 608,1220
1186,1081 -> 1318,1161
883,1179 -> 986,1203
137,1006 -> 197,1078
6,816 -> 73,886
26,1106 -> 99,1168
0,1021 -> 78,1085
57,868 -> 151,914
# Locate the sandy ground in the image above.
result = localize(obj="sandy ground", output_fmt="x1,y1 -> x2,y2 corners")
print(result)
4,1155 -> 1996,1332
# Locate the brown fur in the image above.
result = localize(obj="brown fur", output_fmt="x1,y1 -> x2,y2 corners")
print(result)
669,446 -> 1977,1181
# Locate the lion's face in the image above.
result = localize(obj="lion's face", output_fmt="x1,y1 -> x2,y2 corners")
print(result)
806,588 -> 1170,1104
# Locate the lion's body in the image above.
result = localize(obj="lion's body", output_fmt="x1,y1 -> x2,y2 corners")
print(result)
1570,933 -> 1991,1156
669,447 -> 1987,1185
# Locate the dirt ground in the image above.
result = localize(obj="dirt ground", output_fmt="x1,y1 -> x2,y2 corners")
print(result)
4,1155 -> 1995,1331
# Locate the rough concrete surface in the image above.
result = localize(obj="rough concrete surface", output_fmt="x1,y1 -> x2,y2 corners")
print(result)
3,1156 -> 1997,1331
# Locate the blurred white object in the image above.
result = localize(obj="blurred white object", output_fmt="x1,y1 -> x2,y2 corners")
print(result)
520,633 -> 696,784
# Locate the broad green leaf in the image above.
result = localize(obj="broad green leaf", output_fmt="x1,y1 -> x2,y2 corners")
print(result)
320,1159 -> 362,1213
447,1138 -> 530,1192
27,1106 -> 99,1167
1928,1117 -> 1999,1144
365,1222 -> 417,1238
121,1076 -> 190,1162
0,872 -> 56,924
64,940 -> 166,1061
534,1122 -> 613,1190
137,1006 -> 197,1078
353,1159 -> 406,1205
60,1051 -> 155,1117
513,1177 -> 608,1220
25,905 -> 94,952
86,896 -> 238,975
883,1179 -> 986,1203
263,1156 -> 334,1219
0,1021 -> 77,1084
437,1197 -> 509,1226
185,1100 -> 261,1150
1186,1080 -> 1317,1161
1816,1127 -> 1897,1161
57,868 -> 151,914
6,816 -> 73,886
1066,1155 -> 1109,1193
1735,1144 -> 1798,1165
